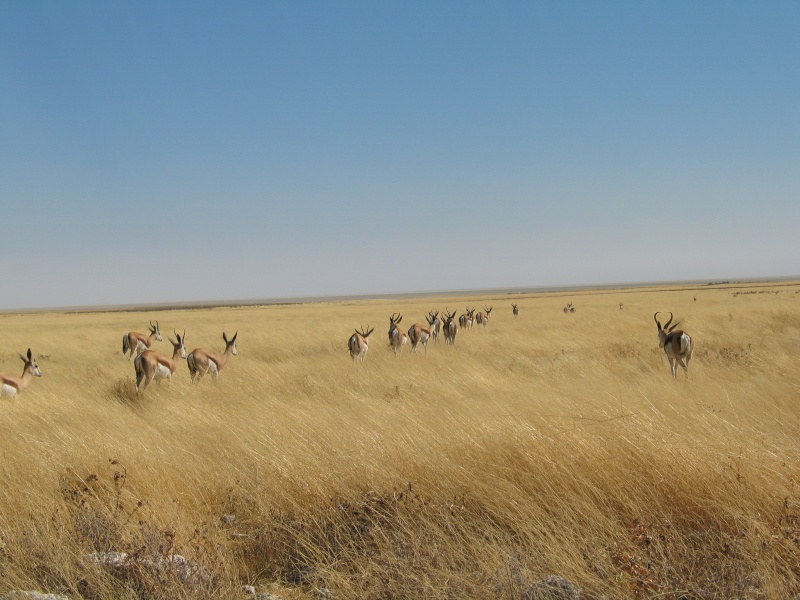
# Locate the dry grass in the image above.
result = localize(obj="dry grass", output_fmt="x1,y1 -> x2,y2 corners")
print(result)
1,281 -> 800,598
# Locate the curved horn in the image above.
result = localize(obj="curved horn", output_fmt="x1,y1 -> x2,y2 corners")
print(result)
654,312 -> 661,329
663,312 -> 674,330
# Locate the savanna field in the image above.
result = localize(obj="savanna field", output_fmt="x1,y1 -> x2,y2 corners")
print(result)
1,281 -> 800,599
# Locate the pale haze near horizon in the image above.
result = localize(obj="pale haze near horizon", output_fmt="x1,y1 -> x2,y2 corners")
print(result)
1,2 -> 798,310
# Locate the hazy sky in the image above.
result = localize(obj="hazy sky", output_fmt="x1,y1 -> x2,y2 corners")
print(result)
2,2 -> 798,309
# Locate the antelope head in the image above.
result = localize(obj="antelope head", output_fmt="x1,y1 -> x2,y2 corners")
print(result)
150,320 -> 163,342
654,312 -> 680,348
223,331 -> 238,355
356,326 -> 374,339
389,313 -> 403,329
169,329 -> 188,359
20,348 -> 42,378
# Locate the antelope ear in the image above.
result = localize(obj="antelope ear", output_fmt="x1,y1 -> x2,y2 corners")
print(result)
19,354 -> 27,363
27,348 -> 32,360
223,332 -> 228,343
232,331 -> 238,342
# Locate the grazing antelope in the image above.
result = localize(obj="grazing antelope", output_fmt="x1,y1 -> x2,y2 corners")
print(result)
459,308 -> 475,330
388,313 -> 407,355
0,349 -> 42,397
512,303 -> 519,317
408,321 -> 432,353
563,302 -> 575,313
122,321 -> 162,360
475,306 -> 493,327
619,303 -> 624,310
348,326 -> 374,363
187,331 -> 238,383
427,312 -> 441,342
134,330 -> 187,393
654,312 -> 694,379
442,310 -> 458,345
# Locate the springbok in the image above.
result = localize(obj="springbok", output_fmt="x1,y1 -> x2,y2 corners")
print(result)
459,308 -> 475,330
388,313 -> 407,355
512,303 -> 519,317
134,330 -> 187,393
187,331 -> 238,383
442,310 -> 458,345
654,312 -> 694,379
408,321 -> 432,353
348,326 -> 374,363
1,349 -> 42,397
475,306 -> 493,327
563,302 -> 575,313
427,312 -> 441,342
122,321 -> 162,360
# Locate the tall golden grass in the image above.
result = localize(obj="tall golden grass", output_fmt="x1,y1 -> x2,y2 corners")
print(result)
1,282 -> 800,598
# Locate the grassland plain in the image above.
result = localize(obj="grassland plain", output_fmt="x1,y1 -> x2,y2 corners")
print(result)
1,281 -> 800,599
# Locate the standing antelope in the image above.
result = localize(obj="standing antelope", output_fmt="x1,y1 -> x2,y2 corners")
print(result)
512,303 -> 519,317
134,330 -> 187,392
475,306 -> 493,327
427,312 -> 441,342
187,331 -> 238,383
408,321 -> 432,353
388,313 -> 407,355
442,310 -> 458,345
0,349 -> 42,397
459,308 -> 475,330
654,312 -> 694,379
348,326 -> 374,363
122,321 -> 162,360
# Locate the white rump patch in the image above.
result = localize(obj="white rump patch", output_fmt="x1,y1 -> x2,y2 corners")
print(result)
154,364 -> 171,381
1,383 -> 18,397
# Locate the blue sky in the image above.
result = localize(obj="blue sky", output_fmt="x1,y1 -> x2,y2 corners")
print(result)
2,2 -> 798,309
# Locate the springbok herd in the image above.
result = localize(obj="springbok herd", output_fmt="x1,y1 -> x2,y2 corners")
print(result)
348,304 -> 695,379
0,302 -> 696,398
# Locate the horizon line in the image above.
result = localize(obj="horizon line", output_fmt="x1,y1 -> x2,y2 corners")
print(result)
3,274 -> 799,315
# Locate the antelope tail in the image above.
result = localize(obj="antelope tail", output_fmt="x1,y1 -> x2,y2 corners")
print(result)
187,353 -> 197,376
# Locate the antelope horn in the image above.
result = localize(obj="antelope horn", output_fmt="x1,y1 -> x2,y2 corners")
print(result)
663,312 -> 674,330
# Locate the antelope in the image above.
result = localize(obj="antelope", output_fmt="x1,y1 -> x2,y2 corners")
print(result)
427,312 -> 441,342
654,312 -> 694,379
619,303 -> 624,310
0,349 -> 42,397
187,331 -> 238,383
475,306 -> 493,327
122,321 -> 162,360
563,302 -> 575,313
442,309 -> 458,345
408,321 -> 432,353
348,326 -> 374,363
388,313 -> 407,355
459,308 -> 475,330
134,330 -> 187,393
512,303 -> 519,317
